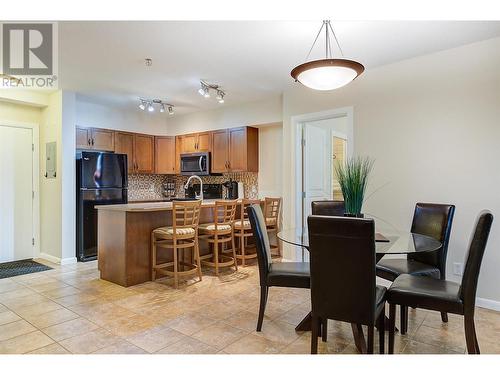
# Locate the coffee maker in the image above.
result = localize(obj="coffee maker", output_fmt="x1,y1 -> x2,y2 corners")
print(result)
223,179 -> 238,199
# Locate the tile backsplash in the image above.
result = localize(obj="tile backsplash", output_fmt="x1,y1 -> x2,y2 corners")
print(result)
128,172 -> 258,201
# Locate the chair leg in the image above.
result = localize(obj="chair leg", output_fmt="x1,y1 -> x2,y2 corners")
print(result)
311,314 -> 319,354
231,232 -> 238,271
367,325 -> 374,354
240,234 -> 246,267
151,233 -> 156,281
379,306 -> 385,354
400,305 -> 408,335
173,242 -> 178,289
464,314 -> 480,354
256,286 -> 268,332
441,312 -> 449,323
388,303 -> 396,354
321,318 -> 328,342
195,237 -> 202,282
214,236 -> 219,276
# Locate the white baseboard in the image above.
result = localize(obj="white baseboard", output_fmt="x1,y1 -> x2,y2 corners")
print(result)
39,253 -> 77,266
476,297 -> 500,312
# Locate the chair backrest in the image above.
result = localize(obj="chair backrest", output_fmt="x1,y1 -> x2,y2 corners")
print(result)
311,200 -> 345,217
246,204 -> 273,286
263,197 -> 282,226
172,200 -> 202,231
408,203 -> 455,277
237,199 -> 261,229
213,200 -> 238,229
459,211 -> 493,313
307,215 -> 377,325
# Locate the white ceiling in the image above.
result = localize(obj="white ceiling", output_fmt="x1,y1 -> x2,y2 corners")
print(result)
59,21 -> 500,115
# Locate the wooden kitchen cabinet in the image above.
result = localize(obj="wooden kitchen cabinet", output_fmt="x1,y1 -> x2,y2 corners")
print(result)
211,129 -> 230,173
175,131 -> 213,173
155,136 -> 176,174
177,134 -> 197,154
134,134 -> 155,174
210,126 -> 259,173
76,127 -> 115,152
196,132 -> 212,152
114,132 -> 135,173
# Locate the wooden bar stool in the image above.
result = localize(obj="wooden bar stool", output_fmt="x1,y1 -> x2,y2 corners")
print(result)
151,200 -> 202,288
234,199 -> 261,267
198,200 -> 239,276
263,197 -> 282,258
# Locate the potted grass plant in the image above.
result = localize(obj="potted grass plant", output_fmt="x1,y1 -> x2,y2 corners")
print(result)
334,156 -> 374,218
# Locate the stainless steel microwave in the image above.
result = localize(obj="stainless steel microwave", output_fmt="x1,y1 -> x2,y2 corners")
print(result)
180,152 -> 210,176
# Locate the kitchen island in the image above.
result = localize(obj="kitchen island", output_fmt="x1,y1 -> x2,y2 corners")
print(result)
96,200 -> 259,287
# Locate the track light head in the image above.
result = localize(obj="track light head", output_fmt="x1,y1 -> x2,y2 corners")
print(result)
168,106 -> 174,115
216,90 -> 225,103
139,101 -> 145,110
160,104 -> 165,113
147,102 -> 154,112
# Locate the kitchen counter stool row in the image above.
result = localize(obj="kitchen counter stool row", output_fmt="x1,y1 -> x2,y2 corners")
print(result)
151,198 -> 281,287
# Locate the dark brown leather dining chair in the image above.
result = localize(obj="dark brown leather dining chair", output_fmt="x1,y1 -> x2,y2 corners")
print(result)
246,204 -> 310,332
376,202 -> 455,334
387,211 -> 493,354
308,215 -> 387,354
311,200 -> 345,216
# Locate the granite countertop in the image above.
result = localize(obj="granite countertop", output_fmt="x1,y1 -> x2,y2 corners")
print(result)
96,199 -> 261,212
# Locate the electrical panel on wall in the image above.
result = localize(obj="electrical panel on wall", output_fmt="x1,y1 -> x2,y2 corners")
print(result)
45,142 -> 57,178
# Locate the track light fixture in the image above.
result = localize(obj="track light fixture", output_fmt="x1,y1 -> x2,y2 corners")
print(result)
198,80 -> 226,104
138,98 -> 175,114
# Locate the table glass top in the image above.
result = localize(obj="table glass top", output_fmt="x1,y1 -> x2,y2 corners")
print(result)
277,228 -> 442,255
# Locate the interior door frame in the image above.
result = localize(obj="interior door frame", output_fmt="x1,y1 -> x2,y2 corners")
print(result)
293,107 -> 354,231
0,120 -> 40,260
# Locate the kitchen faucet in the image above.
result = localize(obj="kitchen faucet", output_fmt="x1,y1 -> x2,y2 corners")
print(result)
184,175 -> 203,200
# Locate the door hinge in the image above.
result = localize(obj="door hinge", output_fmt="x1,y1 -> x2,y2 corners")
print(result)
32,191 -> 35,199
32,238 -> 35,246
32,143 -> 34,151
302,138 -> 306,147
302,191 -> 306,198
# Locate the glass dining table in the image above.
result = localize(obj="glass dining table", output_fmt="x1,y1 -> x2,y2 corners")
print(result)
277,227 -> 442,353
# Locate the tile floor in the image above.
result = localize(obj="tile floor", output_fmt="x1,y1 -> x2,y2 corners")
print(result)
1,259 -> 499,354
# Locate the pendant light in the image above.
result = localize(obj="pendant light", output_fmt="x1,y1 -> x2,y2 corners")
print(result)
291,20 -> 364,91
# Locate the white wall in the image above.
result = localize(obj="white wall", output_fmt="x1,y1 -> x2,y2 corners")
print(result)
282,36 -> 500,305
76,96 -> 169,135
258,123 -> 283,198
165,96 -> 282,135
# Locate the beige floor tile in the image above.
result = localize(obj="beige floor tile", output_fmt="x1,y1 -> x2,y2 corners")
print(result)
275,303 -> 311,327
194,300 -> 244,321
281,333 -> 350,354
155,336 -> 218,354
29,280 -> 70,293
252,319 -> 302,345
59,328 -> 120,354
126,326 -> 187,353
42,317 -> 98,341
0,303 -> 8,313
105,313 -> 160,337
0,310 -> 21,326
167,312 -> 218,336
403,339 -> 464,354
224,310 -> 266,332
0,279 -> 21,294
93,340 -> 147,354
223,334 -> 283,354
413,324 -> 466,352
0,319 -> 37,341
12,300 -> 62,320
41,286 -> 81,299
0,331 -> 54,354
25,308 -> 79,329
53,292 -> 98,307
28,342 -> 70,354
192,321 -> 247,350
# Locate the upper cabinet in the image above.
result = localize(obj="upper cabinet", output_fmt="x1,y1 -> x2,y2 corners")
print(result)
134,134 -> 155,174
114,132 -> 135,173
155,136 -> 176,174
76,127 -> 114,152
210,126 -> 258,173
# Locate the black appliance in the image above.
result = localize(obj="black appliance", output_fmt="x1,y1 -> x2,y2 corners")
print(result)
180,152 -> 210,176
186,183 -> 222,200
223,179 -> 238,199
76,151 -> 128,262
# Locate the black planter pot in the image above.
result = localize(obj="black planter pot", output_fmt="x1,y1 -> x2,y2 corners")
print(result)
344,212 -> 365,218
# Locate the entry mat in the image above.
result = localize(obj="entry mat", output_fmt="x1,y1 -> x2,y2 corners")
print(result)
0,259 -> 52,279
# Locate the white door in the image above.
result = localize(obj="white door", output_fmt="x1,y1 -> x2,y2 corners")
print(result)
302,122 -> 332,229
0,125 -> 34,262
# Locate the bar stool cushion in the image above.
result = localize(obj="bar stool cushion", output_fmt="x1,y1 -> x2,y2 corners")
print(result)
153,226 -> 195,236
198,223 -> 232,232
234,220 -> 251,229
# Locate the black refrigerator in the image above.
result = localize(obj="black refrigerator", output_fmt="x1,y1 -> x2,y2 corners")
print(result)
76,151 -> 128,261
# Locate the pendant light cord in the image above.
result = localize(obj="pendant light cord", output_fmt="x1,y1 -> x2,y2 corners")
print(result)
305,20 -> 344,61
